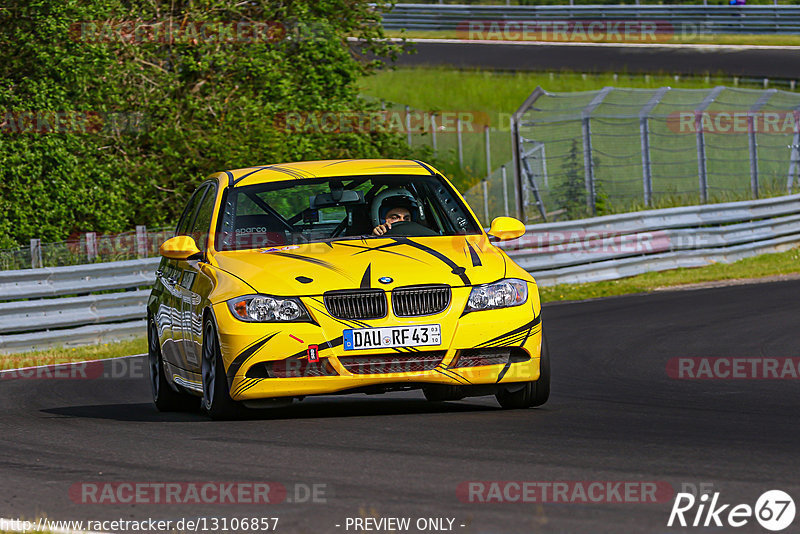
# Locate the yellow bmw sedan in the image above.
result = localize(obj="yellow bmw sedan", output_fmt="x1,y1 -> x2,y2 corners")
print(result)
147,159 -> 548,419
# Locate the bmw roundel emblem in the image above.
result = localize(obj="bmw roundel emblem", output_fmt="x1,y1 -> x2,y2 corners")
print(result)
378,276 -> 393,284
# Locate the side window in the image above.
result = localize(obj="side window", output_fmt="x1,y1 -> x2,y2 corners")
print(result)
191,185 -> 217,251
175,185 -> 207,237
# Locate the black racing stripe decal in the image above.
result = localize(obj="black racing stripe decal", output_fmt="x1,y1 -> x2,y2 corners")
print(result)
390,237 -> 471,285
360,264 -> 371,289
466,241 -> 482,267
322,160 -> 353,167
413,160 -> 436,175
436,366 -> 472,385
269,165 -> 309,180
476,315 -> 541,349
231,377 -> 256,398
231,166 -> 272,186
496,360 -> 513,383
231,165 -> 311,186
335,242 -> 428,263
233,377 -> 264,397
226,331 -> 279,383
434,367 -> 470,385
272,251 -> 350,278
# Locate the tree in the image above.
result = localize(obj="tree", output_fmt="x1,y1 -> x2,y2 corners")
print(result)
554,138 -> 589,220
0,0 -> 407,246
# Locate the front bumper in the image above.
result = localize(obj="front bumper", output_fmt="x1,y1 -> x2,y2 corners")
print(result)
213,286 -> 542,401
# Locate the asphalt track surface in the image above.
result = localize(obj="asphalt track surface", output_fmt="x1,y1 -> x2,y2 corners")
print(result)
395,39 -> 800,78
1,279 -> 799,533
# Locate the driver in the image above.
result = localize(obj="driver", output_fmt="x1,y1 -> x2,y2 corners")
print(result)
372,196 -> 414,236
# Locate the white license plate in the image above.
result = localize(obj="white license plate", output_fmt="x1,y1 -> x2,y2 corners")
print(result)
343,324 -> 441,351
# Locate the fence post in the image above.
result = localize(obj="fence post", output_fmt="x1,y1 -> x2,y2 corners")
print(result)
695,113 -> 709,203
457,117 -> 463,167
748,118 -> 760,199
511,116 -> 525,221
582,117 -> 596,214
30,238 -> 42,269
580,87 -> 612,216
638,87 -> 668,208
694,86 -> 723,204
484,125 -> 491,180
431,112 -> 437,154
788,108 -> 800,194
136,225 -> 148,258
640,118 -> 653,207
405,105 -> 411,147
482,179 -> 489,225
501,165 -> 510,217
789,129 -> 800,195
86,232 -> 97,262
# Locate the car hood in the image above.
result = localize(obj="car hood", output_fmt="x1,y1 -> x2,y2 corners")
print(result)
212,235 -> 506,295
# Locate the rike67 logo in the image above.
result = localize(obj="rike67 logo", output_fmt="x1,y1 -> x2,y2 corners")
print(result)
668,490 -> 795,531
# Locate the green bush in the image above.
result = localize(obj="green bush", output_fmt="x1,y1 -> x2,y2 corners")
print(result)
0,0 -> 408,248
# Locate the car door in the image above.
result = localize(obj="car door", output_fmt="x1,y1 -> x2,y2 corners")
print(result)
160,185 -> 206,369
153,256 -> 179,361
176,182 -> 217,371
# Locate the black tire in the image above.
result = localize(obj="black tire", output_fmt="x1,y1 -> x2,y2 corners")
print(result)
201,319 -> 247,420
495,332 -> 551,409
422,384 -> 465,402
147,319 -> 198,412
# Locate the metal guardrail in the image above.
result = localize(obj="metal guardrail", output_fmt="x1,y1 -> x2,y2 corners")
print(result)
0,258 -> 158,353
500,193 -> 800,285
1,194 -> 799,351
384,4 -> 800,34
0,258 -> 159,300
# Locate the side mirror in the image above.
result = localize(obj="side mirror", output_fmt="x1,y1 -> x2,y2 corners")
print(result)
487,217 -> 526,241
159,235 -> 202,260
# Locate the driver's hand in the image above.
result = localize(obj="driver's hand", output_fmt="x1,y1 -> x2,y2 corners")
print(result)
372,221 -> 392,236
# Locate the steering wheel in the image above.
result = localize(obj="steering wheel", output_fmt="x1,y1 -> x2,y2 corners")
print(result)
382,221 -> 408,236
383,221 -> 438,237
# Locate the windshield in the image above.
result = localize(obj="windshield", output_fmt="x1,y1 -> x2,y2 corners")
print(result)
215,174 -> 482,251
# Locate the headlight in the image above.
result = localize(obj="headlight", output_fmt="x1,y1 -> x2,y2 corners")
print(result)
227,295 -> 311,322
465,279 -> 528,313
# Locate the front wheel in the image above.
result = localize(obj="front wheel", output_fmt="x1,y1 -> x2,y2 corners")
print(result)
495,332 -> 551,409
201,319 -> 247,420
147,319 -> 197,412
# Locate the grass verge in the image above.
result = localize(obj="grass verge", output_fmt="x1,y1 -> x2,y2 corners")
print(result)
538,246 -> 800,302
359,67 -> 773,120
0,336 -> 147,371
